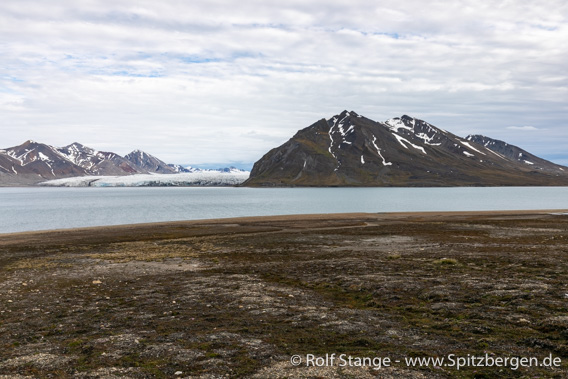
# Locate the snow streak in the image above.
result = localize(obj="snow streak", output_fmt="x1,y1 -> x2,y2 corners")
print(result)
372,136 -> 392,166
392,134 -> 427,154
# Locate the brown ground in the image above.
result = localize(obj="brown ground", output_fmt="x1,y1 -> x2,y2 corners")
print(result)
1,211 -> 568,378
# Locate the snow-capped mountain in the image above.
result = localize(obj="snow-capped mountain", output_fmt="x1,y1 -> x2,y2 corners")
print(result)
244,110 -> 568,187
124,149 -> 178,174
0,140 -> 90,184
0,140 -> 248,186
57,142 -> 139,175
167,164 -> 192,173
165,165 -> 236,174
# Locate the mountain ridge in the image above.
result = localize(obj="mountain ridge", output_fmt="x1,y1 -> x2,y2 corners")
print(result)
243,110 -> 568,187
0,140 -> 246,186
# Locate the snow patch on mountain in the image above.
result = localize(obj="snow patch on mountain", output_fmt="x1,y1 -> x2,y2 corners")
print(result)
486,148 -> 508,160
57,143 -> 97,167
328,125 -> 337,159
6,150 -> 27,165
415,132 -> 441,146
371,136 -> 392,166
385,118 -> 413,132
460,141 -> 486,156
392,134 -> 427,154
38,152 -> 51,162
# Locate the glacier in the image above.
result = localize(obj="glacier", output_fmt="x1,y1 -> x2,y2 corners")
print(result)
40,170 -> 250,187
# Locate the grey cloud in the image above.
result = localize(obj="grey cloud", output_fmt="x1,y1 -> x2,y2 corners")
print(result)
0,0 -> 567,166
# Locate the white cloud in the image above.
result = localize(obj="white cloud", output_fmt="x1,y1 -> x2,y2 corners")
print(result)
1,0 -> 567,166
507,126 -> 540,131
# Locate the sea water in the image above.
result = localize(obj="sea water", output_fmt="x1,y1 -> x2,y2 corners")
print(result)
1,186 -> 568,233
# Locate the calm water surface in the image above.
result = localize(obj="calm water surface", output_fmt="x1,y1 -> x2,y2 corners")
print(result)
1,186 -> 568,233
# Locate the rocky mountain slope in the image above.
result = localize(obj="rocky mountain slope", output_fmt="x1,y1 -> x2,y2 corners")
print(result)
124,149 -> 178,174
465,134 -> 562,171
57,142 -> 139,176
244,111 -> 568,187
0,141 -> 192,185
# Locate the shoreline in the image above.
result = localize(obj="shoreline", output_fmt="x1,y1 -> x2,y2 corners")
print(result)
2,209 -> 567,245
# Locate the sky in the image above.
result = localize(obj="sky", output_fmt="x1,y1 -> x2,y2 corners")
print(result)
1,0 -> 567,169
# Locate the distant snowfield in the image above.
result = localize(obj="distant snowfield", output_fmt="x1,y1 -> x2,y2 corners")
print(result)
40,171 -> 250,187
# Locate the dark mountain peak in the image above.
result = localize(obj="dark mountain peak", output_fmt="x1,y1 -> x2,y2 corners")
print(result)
466,134 -> 502,146
328,110 -> 360,122
9,140 -> 59,158
168,163 -> 191,173
124,149 -> 177,174
60,142 -> 95,155
384,116 -> 410,128
17,140 -> 42,149
125,149 -> 151,161
398,115 -> 428,127
126,149 -> 144,158
66,142 -> 88,149
385,115 -> 425,128
326,111 -> 365,137
244,112 -> 568,187
337,109 -> 358,116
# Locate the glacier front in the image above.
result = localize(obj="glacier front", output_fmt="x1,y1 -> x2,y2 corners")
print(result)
40,170 -> 250,187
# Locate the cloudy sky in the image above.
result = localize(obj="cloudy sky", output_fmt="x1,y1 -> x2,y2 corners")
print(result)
1,0 -> 567,168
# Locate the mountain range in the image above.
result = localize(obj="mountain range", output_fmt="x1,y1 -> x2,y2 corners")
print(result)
244,110 -> 568,187
4,111 -> 567,187
0,140 -> 238,186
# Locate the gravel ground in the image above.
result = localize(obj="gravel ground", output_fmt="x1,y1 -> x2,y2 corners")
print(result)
0,211 -> 567,378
